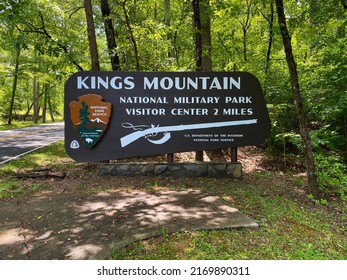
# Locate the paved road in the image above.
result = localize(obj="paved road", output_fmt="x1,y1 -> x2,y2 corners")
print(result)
0,122 -> 64,165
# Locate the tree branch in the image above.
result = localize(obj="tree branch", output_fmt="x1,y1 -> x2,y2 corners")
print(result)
15,12 -> 84,71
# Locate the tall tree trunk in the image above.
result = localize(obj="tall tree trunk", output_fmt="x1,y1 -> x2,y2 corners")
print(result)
338,0 -> 347,37
264,0 -> 274,76
192,0 -> 212,161
23,102 -> 33,121
164,0 -> 174,58
237,0 -> 252,63
200,0 -> 212,71
32,76 -> 40,124
100,0 -> 121,71
122,0 -> 140,71
8,47 -> 21,125
192,0 -> 212,66
275,0 -> 320,198
84,0 -> 100,71
42,84 -> 48,123
261,0 -> 274,95
48,93 -> 55,122
192,0 -> 202,72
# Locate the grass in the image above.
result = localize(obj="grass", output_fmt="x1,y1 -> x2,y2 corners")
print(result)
0,138 -> 346,260
108,170 -> 347,260
0,141 -> 75,198
0,117 -> 63,131
0,141 -> 71,173
110,181 -> 347,260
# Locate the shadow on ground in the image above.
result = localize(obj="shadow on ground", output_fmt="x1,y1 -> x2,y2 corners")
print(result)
0,190 -> 257,260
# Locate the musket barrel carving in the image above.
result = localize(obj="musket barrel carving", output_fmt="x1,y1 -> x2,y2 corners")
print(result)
120,119 -> 257,147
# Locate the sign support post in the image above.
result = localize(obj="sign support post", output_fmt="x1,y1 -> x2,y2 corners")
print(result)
167,153 -> 174,163
230,147 -> 238,163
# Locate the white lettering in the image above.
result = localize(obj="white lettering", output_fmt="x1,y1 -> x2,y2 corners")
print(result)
160,77 -> 174,90
76,76 -> 135,90
187,77 -> 198,89
199,77 -> 210,89
110,77 -> 122,89
143,76 -> 241,90
97,77 -> 108,89
124,77 -> 135,89
125,108 -> 166,115
175,77 -> 185,90
144,77 -> 158,89
171,108 -> 208,115
210,77 -> 222,89
174,96 -> 220,103
223,108 -> 253,115
230,77 -> 241,89
77,76 -> 89,89
225,96 -> 252,103
120,97 -> 168,103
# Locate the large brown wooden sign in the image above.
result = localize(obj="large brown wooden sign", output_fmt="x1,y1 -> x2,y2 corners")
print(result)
64,72 -> 271,162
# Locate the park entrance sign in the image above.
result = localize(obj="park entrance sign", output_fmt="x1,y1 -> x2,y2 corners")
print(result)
64,72 -> 271,162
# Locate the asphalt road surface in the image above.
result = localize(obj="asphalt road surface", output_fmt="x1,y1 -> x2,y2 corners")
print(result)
0,122 -> 64,165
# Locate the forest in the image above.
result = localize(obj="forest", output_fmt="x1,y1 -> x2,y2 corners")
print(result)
0,0 -> 346,199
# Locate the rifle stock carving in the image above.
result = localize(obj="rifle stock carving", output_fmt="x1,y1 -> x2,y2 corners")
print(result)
120,119 -> 257,148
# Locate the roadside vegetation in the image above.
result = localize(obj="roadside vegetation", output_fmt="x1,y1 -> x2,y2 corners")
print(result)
0,140 -> 346,260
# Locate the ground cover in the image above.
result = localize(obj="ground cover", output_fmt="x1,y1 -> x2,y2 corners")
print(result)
0,141 -> 346,259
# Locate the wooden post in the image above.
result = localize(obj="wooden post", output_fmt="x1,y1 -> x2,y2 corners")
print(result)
230,147 -> 238,162
167,153 -> 174,163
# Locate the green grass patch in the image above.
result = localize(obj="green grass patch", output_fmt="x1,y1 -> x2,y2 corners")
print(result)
110,202 -> 346,259
0,179 -> 49,199
0,120 -> 37,131
0,141 -> 71,173
110,174 -> 347,260
0,140 -> 74,198
0,118 -> 64,131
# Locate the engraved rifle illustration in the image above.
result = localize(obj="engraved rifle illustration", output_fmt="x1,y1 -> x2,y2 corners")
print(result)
120,119 -> 257,147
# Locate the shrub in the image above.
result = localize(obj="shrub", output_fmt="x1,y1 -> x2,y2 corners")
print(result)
315,153 -> 347,199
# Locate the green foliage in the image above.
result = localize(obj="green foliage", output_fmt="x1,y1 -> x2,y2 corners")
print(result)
315,154 -> 347,199
307,194 -> 329,206
0,0 -> 346,173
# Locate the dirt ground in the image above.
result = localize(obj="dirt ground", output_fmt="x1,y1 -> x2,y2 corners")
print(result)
14,146 -> 308,200
3,146 -> 347,246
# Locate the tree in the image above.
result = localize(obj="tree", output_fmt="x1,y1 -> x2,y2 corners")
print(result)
275,0 -> 320,198
100,0 -> 120,71
84,0 -> 100,71
121,0 -> 140,71
164,0 -> 174,59
7,40 -> 21,125
192,0 -> 212,161
32,70 -> 40,124
192,0 -> 212,72
237,0 -> 254,63
260,0 -> 275,87
80,101 -> 91,126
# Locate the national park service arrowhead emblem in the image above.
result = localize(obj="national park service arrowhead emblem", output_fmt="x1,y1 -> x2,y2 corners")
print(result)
69,94 -> 112,148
